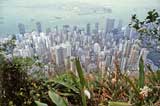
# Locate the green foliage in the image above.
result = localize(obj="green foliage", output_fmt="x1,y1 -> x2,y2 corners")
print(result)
51,72 -> 80,94
75,58 -> 87,106
35,89 -> 69,106
75,58 -> 86,88
0,55 -> 42,106
0,38 -> 23,105
130,9 -> 160,41
146,9 -> 159,23
34,72 -> 79,106
1,10 -> 160,106
0,38 -> 48,106
0,35 -> 16,55
0,58 -> 30,106
1,56 -> 159,106
34,59 -> 88,106
146,66 -> 160,104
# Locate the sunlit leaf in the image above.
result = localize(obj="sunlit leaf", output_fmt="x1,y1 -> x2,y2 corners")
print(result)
35,101 -> 48,106
108,101 -> 132,106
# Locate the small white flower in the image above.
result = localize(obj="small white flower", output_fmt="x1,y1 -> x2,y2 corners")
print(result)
84,89 -> 91,99
140,86 -> 152,97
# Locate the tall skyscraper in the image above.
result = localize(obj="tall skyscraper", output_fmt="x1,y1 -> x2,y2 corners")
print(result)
117,20 -> 123,30
36,22 -> 42,33
95,22 -> 99,34
122,40 -> 132,57
63,25 -> 70,33
86,23 -> 91,35
73,26 -> 77,32
120,57 -> 127,72
18,23 -> 25,35
50,47 -> 56,64
128,43 -> 140,70
139,48 -> 149,63
105,18 -> 115,34
55,46 -> 64,66
105,55 -> 112,67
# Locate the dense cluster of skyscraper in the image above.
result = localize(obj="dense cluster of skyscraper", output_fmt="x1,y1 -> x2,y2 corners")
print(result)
0,18 -> 159,73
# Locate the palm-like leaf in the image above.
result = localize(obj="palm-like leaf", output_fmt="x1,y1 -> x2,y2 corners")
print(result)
75,58 -> 87,106
108,101 -> 132,106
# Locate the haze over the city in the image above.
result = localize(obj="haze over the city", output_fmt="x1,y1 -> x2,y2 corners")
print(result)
0,0 -> 160,35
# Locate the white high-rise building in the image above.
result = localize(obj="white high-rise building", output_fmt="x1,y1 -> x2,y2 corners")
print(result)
120,57 -> 128,72
105,18 -> 115,34
93,43 -> 101,54
50,42 -> 72,66
122,40 -> 132,57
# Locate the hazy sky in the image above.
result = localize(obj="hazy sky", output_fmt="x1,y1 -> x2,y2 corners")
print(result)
2,0 -> 159,5
1,0 -> 160,7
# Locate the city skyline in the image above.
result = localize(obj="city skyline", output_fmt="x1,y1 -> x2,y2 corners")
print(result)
1,16 -> 159,72
0,1 -> 160,106
0,0 -> 160,35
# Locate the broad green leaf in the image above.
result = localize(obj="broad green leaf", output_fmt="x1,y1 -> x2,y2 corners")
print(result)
75,58 -> 86,88
75,58 -> 87,106
48,90 -> 68,106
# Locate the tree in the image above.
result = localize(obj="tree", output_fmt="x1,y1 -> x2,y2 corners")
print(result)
0,37 -> 35,106
129,9 -> 160,48
0,35 -> 16,56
